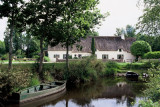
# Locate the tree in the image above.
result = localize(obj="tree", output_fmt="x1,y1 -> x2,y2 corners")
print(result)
114,25 -> 136,37
130,41 -> 152,59
0,0 -> 24,70
91,37 -> 96,55
137,0 -> 160,35
136,34 -> 160,51
114,28 -> 126,36
24,0 -> 64,73
126,25 -> 136,37
52,0 -> 108,76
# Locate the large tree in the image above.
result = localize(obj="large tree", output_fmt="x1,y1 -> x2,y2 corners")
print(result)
137,0 -> 160,35
23,0 -> 64,73
0,0 -> 24,70
51,0 -> 108,76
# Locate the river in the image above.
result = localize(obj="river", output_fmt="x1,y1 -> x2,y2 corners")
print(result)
6,77 -> 147,107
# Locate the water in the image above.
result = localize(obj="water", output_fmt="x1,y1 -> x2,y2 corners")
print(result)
7,77 -> 147,107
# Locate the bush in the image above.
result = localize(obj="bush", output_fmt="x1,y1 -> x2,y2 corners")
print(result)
1,53 -> 9,60
143,51 -> 160,59
68,57 -> 105,83
105,61 -> 120,76
29,74 -> 40,86
44,56 -> 50,62
0,70 -> 32,97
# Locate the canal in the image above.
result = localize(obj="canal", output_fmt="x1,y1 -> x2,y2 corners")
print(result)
7,77 -> 147,107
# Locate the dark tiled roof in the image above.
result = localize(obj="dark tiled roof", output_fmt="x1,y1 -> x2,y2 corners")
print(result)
48,36 -> 136,53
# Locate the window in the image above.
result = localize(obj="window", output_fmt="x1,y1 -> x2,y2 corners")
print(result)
63,54 -> 66,59
119,49 -> 122,52
78,54 -> 82,58
117,54 -> 124,59
102,54 -> 108,59
54,54 -> 60,58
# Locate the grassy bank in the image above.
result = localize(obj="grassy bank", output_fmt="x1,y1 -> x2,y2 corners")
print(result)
1,58 -> 159,99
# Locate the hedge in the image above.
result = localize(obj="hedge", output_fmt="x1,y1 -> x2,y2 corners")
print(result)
143,51 -> 160,59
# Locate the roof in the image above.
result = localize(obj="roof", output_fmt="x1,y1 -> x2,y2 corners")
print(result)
48,36 -> 136,53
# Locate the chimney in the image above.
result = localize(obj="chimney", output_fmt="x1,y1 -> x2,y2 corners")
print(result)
121,34 -> 125,40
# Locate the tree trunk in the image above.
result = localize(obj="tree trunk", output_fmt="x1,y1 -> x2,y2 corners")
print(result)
8,25 -> 14,70
38,37 -> 44,73
66,41 -> 69,79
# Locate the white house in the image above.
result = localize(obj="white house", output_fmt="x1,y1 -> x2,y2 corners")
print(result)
48,36 -> 136,62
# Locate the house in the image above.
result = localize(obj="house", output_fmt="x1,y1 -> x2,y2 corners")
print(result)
48,36 -> 136,62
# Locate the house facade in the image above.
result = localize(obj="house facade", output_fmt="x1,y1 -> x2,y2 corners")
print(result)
48,36 -> 136,62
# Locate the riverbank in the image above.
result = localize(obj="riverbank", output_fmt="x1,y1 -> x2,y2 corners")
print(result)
0,57 -> 159,101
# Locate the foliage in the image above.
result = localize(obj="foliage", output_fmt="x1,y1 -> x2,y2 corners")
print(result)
1,54 -> 9,60
50,0 -> 108,74
15,49 -> 26,58
144,51 -> 160,59
68,57 -> 105,83
91,37 -> 96,55
105,61 -> 120,76
0,0 -> 25,70
114,25 -> 136,37
125,62 -> 159,70
0,41 -> 6,56
137,0 -> 160,35
114,28 -> 126,36
139,99 -> 160,107
29,74 -> 40,86
0,70 -> 32,97
139,65 -> 160,106
44,56 -> 50,62
23,0 -> 65,73
130,41 -> 152,58
136,34 -> 160,51
126,25 -> 136,37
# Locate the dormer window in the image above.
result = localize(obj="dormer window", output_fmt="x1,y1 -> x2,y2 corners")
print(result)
119,49 -> 122,52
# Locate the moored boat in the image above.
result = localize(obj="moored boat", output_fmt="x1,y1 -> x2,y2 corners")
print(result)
9,81 -> 66,103
126,71 -> 139,78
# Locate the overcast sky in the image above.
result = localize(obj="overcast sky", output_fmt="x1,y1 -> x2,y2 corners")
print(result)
0,0 -> 143,41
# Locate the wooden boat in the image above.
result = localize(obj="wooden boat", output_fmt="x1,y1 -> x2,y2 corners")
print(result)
9,81 -> 66,103
126,71 -> 139,78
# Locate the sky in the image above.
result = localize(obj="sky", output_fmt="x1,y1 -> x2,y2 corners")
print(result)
0,0 -> 143,41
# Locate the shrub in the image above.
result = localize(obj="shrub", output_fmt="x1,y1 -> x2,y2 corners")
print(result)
105,61 -> 120,76
68,57 -> 105,83
44,56 -> 50,62
143,51 -> 160,59
0,70 -> 32,97
29,74 -> 40,86
1,53 -> 9,60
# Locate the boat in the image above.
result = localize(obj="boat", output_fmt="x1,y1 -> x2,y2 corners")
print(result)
126,71 -> 139,78
9,81 -> 66,103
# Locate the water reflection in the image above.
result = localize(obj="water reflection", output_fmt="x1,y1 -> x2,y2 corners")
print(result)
8,77 -> 146,107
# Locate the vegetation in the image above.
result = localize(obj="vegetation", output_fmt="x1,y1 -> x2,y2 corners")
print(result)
0,0 -> 25,70
130,41 -> 152,59
91,37 -> 96,55
50,0 -> 108,76
137,0 -> 160,36
144,51 -> 160,59
136,34 -> 160,51
114,25 -> 136,37
105,61 -> 120,76
139,64 -> 160,106
68,57 -> 105,83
